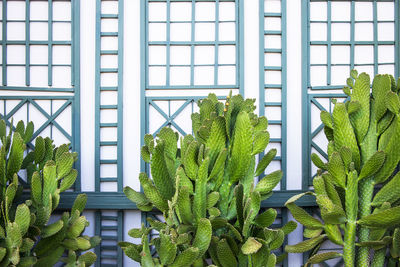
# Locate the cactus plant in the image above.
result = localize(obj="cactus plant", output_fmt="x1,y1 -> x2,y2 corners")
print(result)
0,119 -> 99,266
120,92 -> 296,266
285,70 -> 400,266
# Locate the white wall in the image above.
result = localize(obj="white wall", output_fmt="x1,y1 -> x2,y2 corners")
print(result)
2,0 -> 397,266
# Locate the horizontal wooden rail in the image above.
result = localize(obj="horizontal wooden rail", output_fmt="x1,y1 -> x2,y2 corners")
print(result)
21,190 -> 317,210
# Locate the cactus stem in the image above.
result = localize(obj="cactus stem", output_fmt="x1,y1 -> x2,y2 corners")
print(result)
371,248 -> 385,267
344,171 -> 358,267
343,220 -> 356,267
356,177 -> 374,267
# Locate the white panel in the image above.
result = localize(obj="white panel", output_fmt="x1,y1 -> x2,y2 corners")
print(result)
53,2 -> 71,21
355,45 -> 374,64
219,45 -> 236,64
170,46 -> 190,65
11,103 -> 26,123
101,36 -> 118,50
30,100 -> 50,125
379,64 -> 395,76
264,0 -> 281,13
101,73 -> 118,86
53,23 -> 71,41
355,23 -> 373,41
148,67 -> 166,86
30,46 -> 48,64
310,23 -> 327,41
265,52 -> 281,66
264,17 -> 281,31
149,45 -> 167,65
355,2 -> 373,21
268,124 -> 281,139
30,66 -> 48,87
331,1 -> 350,21
378,45 -> 394,63
30,2 -> 48,20
170,23 -> 191,41
100,110 -> 118,123
30,22 -> 48,41
310,45 -> 327,64
53,66 -> 71,87
378,23 -> 394,42
265,35 -> 281,49
219,2 -> 235,21
7,66 -> 25,86
100,127 -> 117,142
7,22 -> 25,41
170,2 -> 191,21
194,66 -> 214,85
286,0 -> 302,192
148,2 -> 166,21
171,101 -> 194,135
101,91 -> 118,106
195,23 -> 215,41
148,23 -> 166,41
7,45 -> 25,64
101,19 -> 118,32
219,22 -> 235,41
52,127 -> 70,147
101,1 -> 118,14
101,55 -> 118,69
265,88 -> 281,102
309,1 -> 326,21
100,164 -> 117,178
331,45 -> 349,64
264,70 -> 281,84
331,23 -> 350,41
377,2 -> 394,21
331,66 -> 350,85
170,66 -> 190,85
195,46 -> 215,64
100,182 -> 117,192
7,1 -> 25,20
196,2 -> 215,21
310,66 -> 327,86
218,66 -> 235,85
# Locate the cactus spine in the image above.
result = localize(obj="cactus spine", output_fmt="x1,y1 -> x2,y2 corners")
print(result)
285,70 -> 400,266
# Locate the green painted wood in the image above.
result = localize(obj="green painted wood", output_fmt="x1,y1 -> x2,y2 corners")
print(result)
94,0 -> 124,265
95,0 -> 124,193
259,0 -> 287,191
18,190 -> 317,210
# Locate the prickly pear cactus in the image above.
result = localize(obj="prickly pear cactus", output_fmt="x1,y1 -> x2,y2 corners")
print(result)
285,70 -> 400,267
0,119 -> 99,266
121,92 -> 296,266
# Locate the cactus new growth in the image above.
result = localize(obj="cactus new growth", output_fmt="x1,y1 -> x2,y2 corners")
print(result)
0,119 -> 99,266
121,92 -> 296,266
285,70 -> 400,266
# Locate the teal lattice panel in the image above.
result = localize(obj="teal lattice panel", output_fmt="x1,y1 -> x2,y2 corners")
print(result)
259,0 -> 287,190
95,0 -> 124,193
306,94 -> 347,186
302,0 -> 400,189
95,210 -> 124,267
141,0 -> 244,169
0,0 -> 79,90
144,0 -> 243,90
94,0 -> 124,266
0,0 -> 81,189
306,0 -> 399,90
